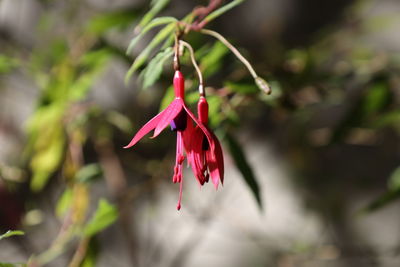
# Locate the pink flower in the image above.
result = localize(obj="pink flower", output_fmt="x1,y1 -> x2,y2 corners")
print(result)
185,96 -> 224,188
124,71 -> 216,210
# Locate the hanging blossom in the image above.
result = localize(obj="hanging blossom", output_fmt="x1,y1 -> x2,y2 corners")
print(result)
185,96 -> 224,188
124,70 -> 223,210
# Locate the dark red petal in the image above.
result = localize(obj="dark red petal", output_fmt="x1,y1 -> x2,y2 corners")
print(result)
206,131 -> 224,188
123,111 -> 165,148
185,127 -> 207,185
153,99 -> 183,137
182,115 -> 195,155
212,132 -> 224,184
182,116 -> 205,184
182,104 -> 216,158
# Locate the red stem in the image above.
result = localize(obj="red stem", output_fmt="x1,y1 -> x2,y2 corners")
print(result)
190,0 -> 224,31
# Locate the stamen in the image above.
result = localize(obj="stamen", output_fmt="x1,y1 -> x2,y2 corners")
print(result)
178,155 -> 185,164
173,132 -> 185,183
173,166 -> 179,183
177,132 -> 184,210
177,179 -> 183,210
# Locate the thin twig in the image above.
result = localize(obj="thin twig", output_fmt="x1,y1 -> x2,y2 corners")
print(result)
68,237 -> 90,267
179,40 -> 205,96
200,28 -> 271,94
200,28 -> 257,78
191,0 -> 224,30
174,33 -> 181,70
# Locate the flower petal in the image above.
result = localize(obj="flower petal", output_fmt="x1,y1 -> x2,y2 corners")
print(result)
123,111 -> 164,148
182,104 -> 216,157
207,131 -> 224,188
182,118 -> 206,185
185,127 -> 207,185
182,115 -> 194,151
153,99 -> 183,137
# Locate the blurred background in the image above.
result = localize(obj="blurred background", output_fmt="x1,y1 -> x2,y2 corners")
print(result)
1,0 -> 400,266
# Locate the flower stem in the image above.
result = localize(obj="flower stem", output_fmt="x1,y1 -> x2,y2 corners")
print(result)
174,33 -> 180,71
200,28 -> 271,94
200,28 -> 257,78
179,40 -> 205,97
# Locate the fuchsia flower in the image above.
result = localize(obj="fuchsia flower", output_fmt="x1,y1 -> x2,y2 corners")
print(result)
124,70 -> 223,210
185,96 -> 224,188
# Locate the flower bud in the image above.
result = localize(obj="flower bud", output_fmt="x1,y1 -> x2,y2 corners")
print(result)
255,76 -> 271,95
197,96 -> 209,125
173,71 -> 185,98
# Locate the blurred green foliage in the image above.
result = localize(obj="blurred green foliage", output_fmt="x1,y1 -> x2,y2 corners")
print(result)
1,0 -> 400,266
83,199 -> 118,237
0,230 -> 24,240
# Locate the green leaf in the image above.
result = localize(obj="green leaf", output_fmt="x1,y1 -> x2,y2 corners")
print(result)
159,85 -> 174,111
125,23 -> 175,84
224,133 -> 262,208
161,34 -> 175,50
204,0 -> 245,24
0,263 -> 18,267
25,104 -> 64,159
0,230 -> 25,240
225,82 -> 258,94
56,188 -> 73,217
30,39 -> 69,72
185,91 -> 200,105
83,199 -> 118,237
69,71 -> 106,102
81,239 -> 99,267
69,72 -> 99,101
141,47 -> 173,88
30,126 -> 65,192
0,55 -> 19,73
76,164 -> 103,183
137,0 -> 171,30
388,166 -> 400,191
199,41 -> 229,77
106,111 -> 133,134
69,49 -> 111,101
80,49 -> 112,68
372,110 -> 400,129
127,16 -> 177,55
206,95 -> 223,127
86,10 -> 138,35
363,189 -> 400,213
363,166 -> 400,213
362,82 -> 390,115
